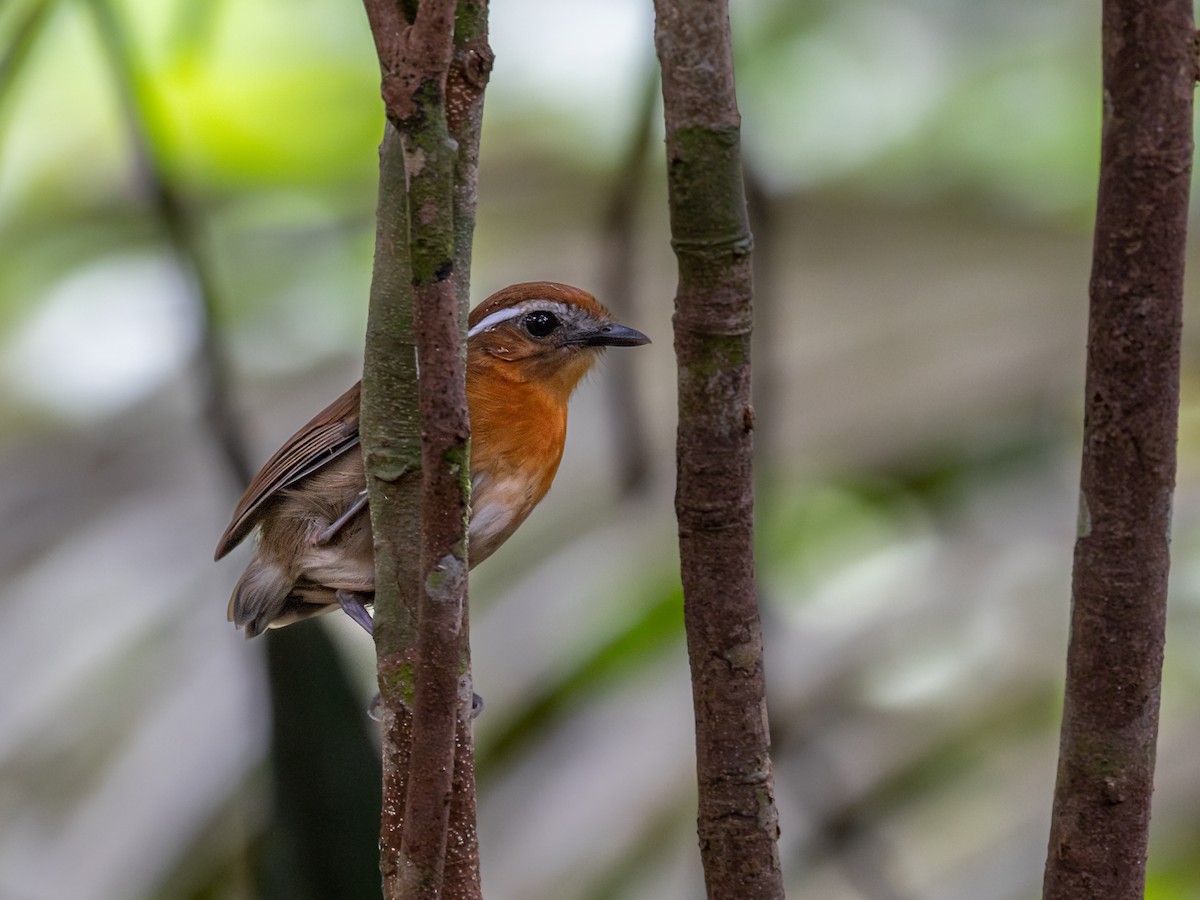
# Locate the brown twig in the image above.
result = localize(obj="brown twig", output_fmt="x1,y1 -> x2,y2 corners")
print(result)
360,2 -> 481,897
1041,0 -> 1194,896
361,117 -> 422,898
443,4 -> 492,897
403,262 -> 468,897
653,1 -> 784,897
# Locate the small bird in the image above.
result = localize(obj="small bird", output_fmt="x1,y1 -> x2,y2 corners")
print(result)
215,281 -> 650,637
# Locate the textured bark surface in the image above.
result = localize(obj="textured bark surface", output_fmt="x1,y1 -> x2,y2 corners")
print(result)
1042,0 -> 1194,896
443,5 -> 491,896
361,117 -> 423,899
360,1 -> 485,897
653,2 -> 784,898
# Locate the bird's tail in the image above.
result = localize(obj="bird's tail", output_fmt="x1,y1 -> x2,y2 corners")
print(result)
228,557 -> 294,638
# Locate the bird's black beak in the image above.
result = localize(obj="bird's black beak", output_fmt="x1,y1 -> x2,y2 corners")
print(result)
578,323 -> 651,347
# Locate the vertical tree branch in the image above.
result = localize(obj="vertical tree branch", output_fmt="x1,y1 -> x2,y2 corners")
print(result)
653,2 -> 784,898
1042,0 -> 1194,897
394,12 -> 463,897
443,5 -> 492,897
362,116 -> 423,896
361,1 -> 481,897
446,0 -> 492,306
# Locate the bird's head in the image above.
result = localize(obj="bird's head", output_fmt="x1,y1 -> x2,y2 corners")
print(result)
467,282 -> 650,397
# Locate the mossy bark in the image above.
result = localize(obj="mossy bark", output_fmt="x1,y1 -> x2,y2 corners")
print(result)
653,1 -> 784,898
361,116 -> 424,898
360,1 -> 489,897
1042,0 -> 1194,896
443,5 -> 491,897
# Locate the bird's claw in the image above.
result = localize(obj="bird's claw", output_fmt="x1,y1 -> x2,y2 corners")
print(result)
335,590 -> 373,634
364,691 -> 484,722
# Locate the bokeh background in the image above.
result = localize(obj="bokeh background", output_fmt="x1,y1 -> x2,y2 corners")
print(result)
4,0 -> 1200,898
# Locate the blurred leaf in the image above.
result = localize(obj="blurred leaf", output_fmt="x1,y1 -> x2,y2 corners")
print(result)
155,63 -> 381,189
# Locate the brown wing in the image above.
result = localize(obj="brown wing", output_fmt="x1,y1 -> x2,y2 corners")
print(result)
214,381 -> 362,560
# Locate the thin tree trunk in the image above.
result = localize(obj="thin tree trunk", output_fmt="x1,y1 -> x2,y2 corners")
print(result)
361,115 -> 422,898
1042,0 -> 1194,895
653,2 -> 785,897
360,2 -> 481,897
443,5 -> 492,896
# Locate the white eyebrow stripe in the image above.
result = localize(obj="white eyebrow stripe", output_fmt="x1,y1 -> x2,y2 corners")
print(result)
467,306 -> 524,337
466,300 -> 571,338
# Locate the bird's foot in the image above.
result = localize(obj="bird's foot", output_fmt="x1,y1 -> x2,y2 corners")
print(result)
310,491 -> 369,546
335,589 -> 373,634
365,691 -> 484,723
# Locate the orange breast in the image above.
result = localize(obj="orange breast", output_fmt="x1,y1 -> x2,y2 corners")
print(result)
466,358 -> 568,564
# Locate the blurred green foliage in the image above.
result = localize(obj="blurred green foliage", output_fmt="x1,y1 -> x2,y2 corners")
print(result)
4,1 -> 1200,899
0,0 -> 1111,358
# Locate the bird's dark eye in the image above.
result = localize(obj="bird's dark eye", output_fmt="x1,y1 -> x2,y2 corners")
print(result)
523,311 -> 560,338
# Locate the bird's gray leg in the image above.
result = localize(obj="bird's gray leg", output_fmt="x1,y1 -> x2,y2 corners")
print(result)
335,589 -> 374,634
311,490 -> 369,545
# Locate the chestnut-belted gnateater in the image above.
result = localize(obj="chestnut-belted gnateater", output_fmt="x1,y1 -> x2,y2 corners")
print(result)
215,281 -> 651,636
